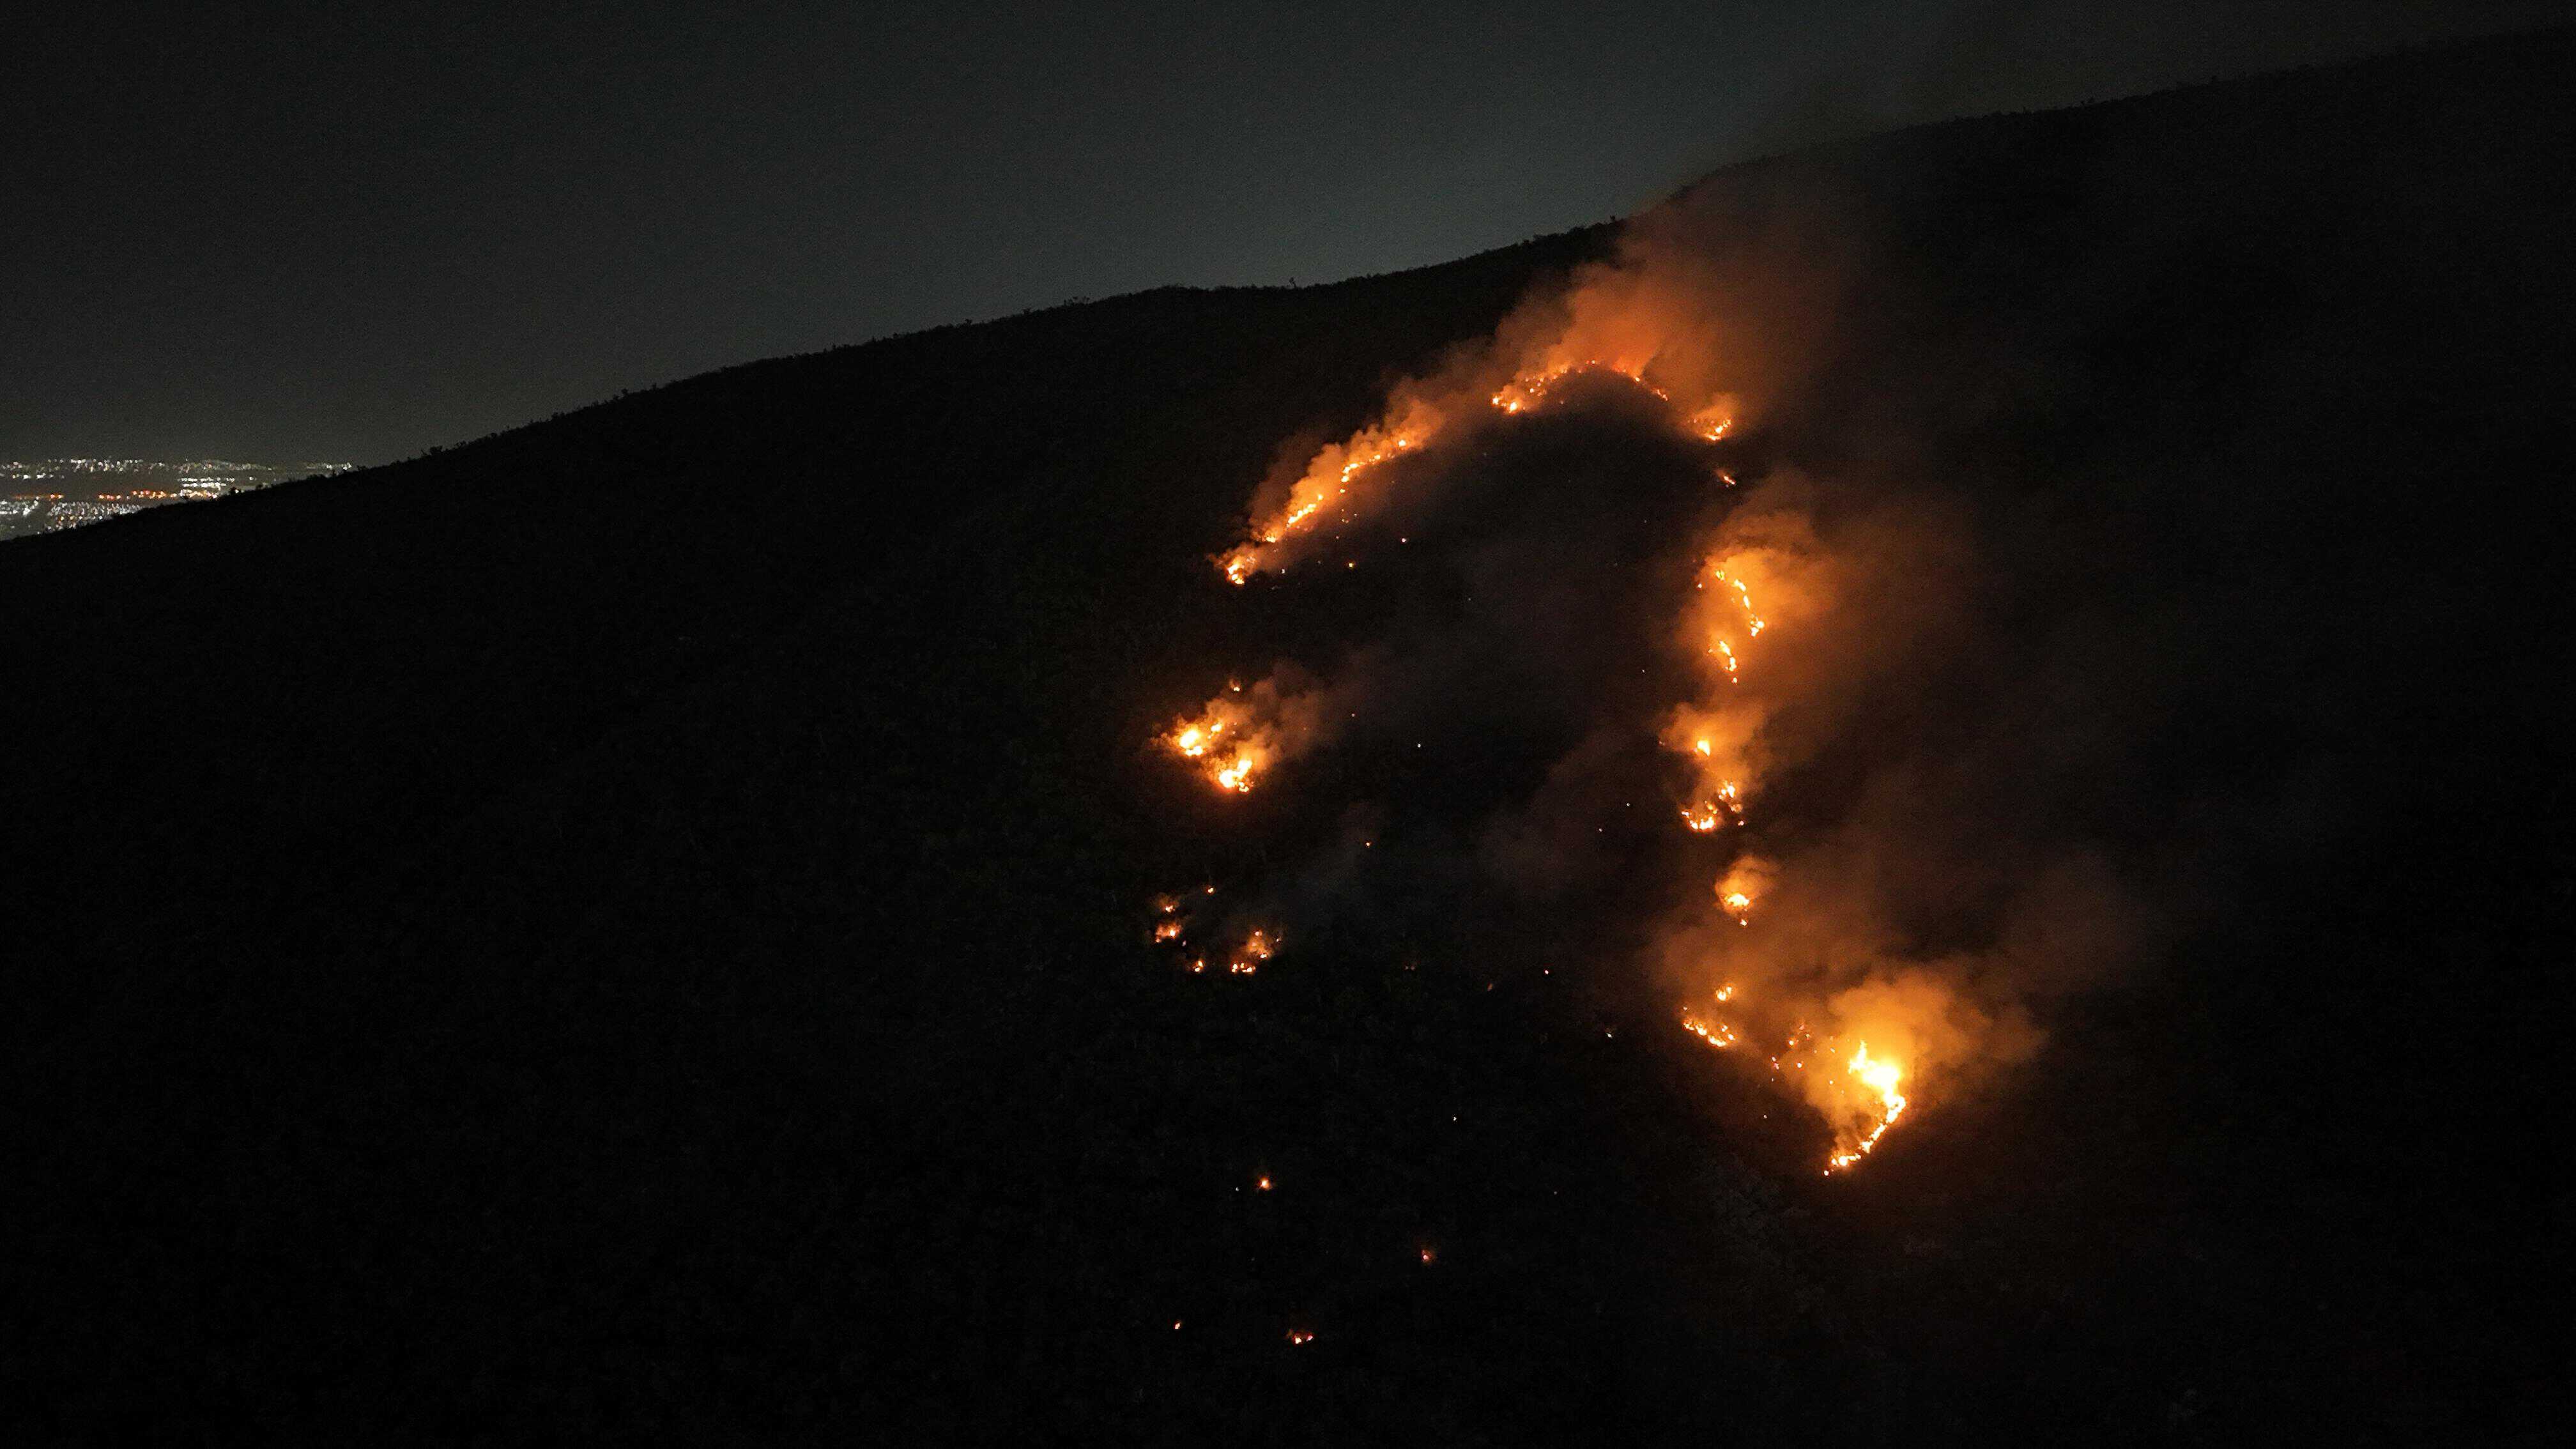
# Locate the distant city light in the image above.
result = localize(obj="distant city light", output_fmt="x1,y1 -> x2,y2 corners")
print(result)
1,459 -> 354,540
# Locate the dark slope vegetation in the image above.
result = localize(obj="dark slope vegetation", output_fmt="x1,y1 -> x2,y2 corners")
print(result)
8,32 -> 2573,1442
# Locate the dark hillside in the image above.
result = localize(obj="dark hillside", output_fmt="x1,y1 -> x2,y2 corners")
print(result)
7,31 -> 2573,1443
0,233 -> 1599,963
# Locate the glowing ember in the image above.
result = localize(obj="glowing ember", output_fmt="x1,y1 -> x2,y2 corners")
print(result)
1230,929 -> 1276,974
1153,919 -> 1184,943
1287,1330 -> 1314,1346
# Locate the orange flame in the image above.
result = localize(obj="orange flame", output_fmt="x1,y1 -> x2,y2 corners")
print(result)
1824,1044 -> 1909,1174
1163,666 -> 1351,795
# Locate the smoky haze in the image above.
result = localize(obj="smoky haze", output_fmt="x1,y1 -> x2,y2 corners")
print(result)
8,0 -> 2566,463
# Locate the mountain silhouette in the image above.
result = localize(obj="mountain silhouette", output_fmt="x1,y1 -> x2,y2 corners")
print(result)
6,31 -> 2571,1443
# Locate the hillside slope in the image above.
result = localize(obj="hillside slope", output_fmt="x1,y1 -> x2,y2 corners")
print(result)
7,32 -> 2573,1443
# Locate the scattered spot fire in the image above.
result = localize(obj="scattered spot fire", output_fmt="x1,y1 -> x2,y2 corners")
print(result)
1230,929 -> 1276,975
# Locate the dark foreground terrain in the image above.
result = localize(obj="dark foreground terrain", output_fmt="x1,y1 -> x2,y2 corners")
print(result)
6,33 -> 2572,1443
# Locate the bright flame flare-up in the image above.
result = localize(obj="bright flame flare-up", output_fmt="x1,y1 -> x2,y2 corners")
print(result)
1167,714 -> 1265,794
1825,1044 -> 1909,1174
1676,1006 -> 1913,1174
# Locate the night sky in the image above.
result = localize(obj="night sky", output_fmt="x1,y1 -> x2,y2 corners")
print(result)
8,0 -> 2563,463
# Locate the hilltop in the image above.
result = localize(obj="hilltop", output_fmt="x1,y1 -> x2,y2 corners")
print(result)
6,31 -> 2572,1442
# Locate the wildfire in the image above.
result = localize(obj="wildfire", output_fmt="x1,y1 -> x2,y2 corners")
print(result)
1679,985 -> 1744,1049
1678,779 -> 1743,833
1685,400 -> 1734,441
1216,332 -> 1741,585
1487,364 -> 1574,413
1163,666 -> 1349,795
1223,414 -> 1436,581
1825,1044 -> 1909,1174
1163,714 -> 1261,793
1715,857 -> 1770,926
1151,892 -> 1196,947
1230,929 -> 1276,974
1159,231 -> 1968,1191
1680,1013 -> 1739,1049
1488,359 -> 1677,417
1708,566 -> 1764,635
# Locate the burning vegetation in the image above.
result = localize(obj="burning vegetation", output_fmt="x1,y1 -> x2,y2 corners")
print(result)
1149,185 -> 2154,1179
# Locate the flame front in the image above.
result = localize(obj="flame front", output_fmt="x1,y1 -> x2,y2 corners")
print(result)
1657,510 -> 1942,1171
1218,336 -> 1741,583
